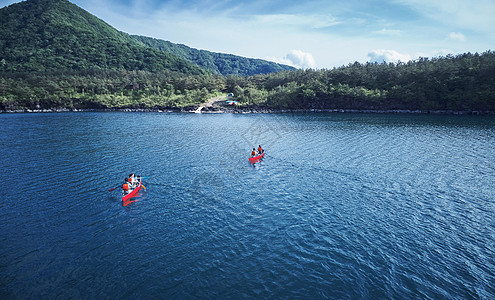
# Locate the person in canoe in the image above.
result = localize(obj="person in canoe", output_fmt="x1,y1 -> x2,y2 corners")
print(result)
252,148 -> 257,157
258,145 -> 264,154
129,173 -> 137,188
122,178 -> 130,195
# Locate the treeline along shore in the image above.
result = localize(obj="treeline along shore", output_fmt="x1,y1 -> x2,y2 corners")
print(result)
1,51 -> 495,114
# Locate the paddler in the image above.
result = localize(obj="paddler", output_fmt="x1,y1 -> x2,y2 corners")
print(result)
258,145 -> 264,154
129,173 -> 136,188
251,148 -> 257,157
122,178 -> 130,195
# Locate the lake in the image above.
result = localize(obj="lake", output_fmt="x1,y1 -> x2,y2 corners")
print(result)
1,112 -> 494,299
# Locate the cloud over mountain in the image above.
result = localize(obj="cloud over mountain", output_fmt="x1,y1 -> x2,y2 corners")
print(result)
277,50 -> 317,69
368,49 -> 412,63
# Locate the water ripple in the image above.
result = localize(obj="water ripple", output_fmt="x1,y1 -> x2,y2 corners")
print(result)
1,113 -> 494,298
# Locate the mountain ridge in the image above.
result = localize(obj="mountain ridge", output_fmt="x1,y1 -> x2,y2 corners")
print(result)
0,0 -> 294,75
132,35 -> 295,76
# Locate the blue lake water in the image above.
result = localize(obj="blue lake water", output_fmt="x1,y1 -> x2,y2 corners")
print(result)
1,112 -> 494,299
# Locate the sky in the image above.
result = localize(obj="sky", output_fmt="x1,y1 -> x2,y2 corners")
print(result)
2,0 -> 495,69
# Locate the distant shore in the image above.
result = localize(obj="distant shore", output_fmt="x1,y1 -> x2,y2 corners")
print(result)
2,107 -> 494,115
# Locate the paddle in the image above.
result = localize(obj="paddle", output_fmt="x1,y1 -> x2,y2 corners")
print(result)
108,185 -> 120,192
137,176 -> 146,190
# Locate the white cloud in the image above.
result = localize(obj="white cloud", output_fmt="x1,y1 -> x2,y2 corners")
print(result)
368,49 -> 412,63
274,50 -> 317,69
448,32 -> 466,42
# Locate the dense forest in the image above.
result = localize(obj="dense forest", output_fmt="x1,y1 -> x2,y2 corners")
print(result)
2,51 -> 494,112
0,69 -> 224,110
230,51 -> 495,112
1,0 -> 494,113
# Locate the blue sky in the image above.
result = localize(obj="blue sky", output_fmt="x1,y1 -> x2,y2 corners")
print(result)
3,0 -> 495,68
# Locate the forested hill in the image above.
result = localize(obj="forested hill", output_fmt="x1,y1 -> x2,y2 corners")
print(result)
132,36 -> 295,76
230,51 -> 495,112
0,0 -> 206,74
0,0 -> 293,75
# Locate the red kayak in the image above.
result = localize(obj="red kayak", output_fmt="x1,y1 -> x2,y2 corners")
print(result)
249,152 -> 265,163
122,178 -> 142,206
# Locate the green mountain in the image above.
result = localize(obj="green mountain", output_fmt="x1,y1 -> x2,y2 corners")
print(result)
132,35 -> 295,76
0,0 -> 294,76
0,0 -> 205,74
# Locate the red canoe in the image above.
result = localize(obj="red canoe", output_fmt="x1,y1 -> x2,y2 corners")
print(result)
122,178 -> 142,206
249,152 -> 265,163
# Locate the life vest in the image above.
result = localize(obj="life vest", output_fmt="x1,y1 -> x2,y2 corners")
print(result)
122,183 -> 129,191
258,147 -> 262,153
252,150 -> 256,156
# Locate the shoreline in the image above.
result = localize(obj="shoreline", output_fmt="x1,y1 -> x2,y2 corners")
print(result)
1,107 -> 494,115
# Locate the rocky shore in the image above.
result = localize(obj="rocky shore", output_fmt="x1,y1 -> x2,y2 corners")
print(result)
2,106 -> 494,115
3,94 -> 494,115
